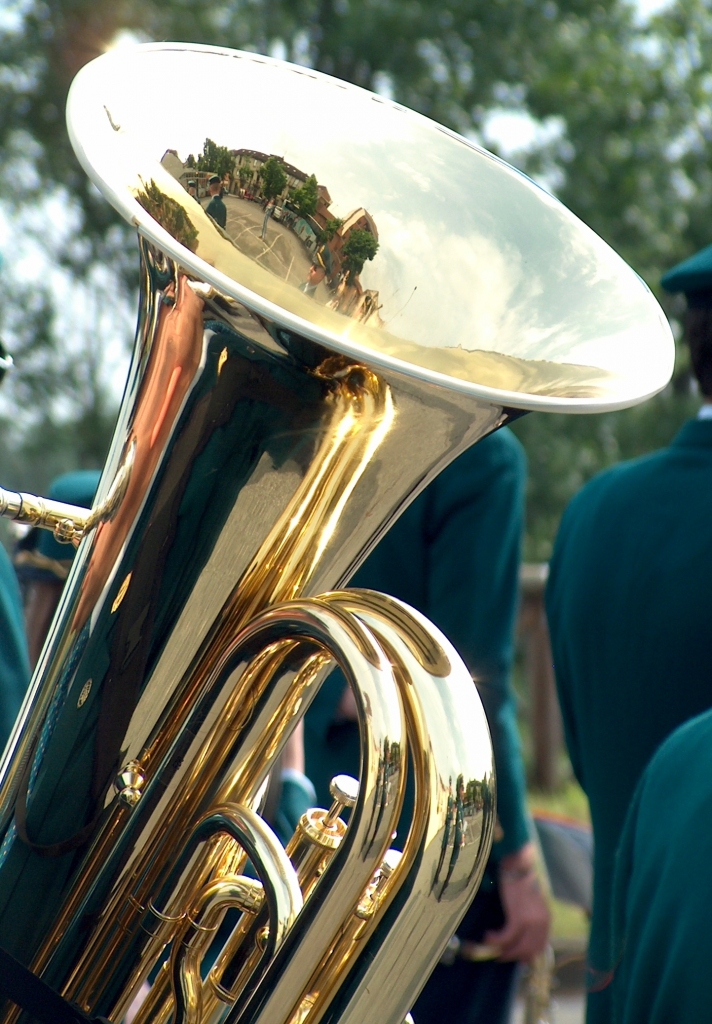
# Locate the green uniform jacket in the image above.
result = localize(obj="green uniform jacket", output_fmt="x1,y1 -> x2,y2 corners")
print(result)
305,427 -> 531,862
546,418 -> 712,1022
0,545 -> 29,751
205,194 -> 227,229
610,708 -> 712,1023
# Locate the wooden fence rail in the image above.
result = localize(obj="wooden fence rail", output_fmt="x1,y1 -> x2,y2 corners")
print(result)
518,563 -> 564,792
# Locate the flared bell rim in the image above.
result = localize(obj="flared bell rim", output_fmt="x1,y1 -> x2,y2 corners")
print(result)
66,41 -> 675,414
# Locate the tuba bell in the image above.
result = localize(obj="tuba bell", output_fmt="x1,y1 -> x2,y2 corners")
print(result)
0,43 -> 672,1024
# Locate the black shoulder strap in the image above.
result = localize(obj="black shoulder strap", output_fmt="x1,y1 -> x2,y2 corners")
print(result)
0,944 -> 110,1024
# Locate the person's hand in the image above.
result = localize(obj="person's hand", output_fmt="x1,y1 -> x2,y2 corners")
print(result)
484,842 -> 551,962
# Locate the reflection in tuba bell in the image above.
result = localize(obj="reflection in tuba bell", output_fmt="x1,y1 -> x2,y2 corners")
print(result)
0,43 -> 672,1024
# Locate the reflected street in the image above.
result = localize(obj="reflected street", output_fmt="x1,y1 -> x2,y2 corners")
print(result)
216,195 -> 324,298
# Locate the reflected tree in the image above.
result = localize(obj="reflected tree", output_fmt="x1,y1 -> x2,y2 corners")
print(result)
259,156 -> 288,202
341,230 -> 379,283
195,138 -> 234,185
290,174 -> 319,218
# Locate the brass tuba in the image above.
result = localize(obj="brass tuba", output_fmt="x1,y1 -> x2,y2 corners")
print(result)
0,43 -> 672,1024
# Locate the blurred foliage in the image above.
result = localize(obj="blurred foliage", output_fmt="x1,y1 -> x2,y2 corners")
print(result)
0,278 -> 119,495
0,0 -> 711,551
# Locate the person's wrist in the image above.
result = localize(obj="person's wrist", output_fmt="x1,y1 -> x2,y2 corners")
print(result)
499,862 -> 536,883
498,842 -> 537,882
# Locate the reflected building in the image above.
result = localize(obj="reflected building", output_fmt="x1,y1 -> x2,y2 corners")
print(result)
158,144 -> 385,324
231,148 -> 308,197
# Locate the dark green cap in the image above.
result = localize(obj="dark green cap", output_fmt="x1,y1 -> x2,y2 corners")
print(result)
37,470 -> 101,562
661,244 -> 712,307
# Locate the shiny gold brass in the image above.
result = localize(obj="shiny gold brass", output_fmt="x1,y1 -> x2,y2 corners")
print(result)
0,487 -> 91,545
0,40 -> 674,1024
0,438 -> 135,545
286,775 -> 357,887
167,804 -> 303,1024
114,760 -> 146,807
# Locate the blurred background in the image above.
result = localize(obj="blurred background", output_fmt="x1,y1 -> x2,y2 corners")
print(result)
0,0 -> 710,1010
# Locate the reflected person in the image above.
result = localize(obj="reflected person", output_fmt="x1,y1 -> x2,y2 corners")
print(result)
260,199 -> 275,240
205,174 -> 227,229
300,260 -> 326,297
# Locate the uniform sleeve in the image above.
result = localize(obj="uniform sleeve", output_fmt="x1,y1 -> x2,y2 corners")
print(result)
0,545 -> 30,750
426,429 -> 531,859
545,496 -> 586,789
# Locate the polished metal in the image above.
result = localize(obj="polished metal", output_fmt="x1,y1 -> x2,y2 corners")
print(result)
0,41 -> 673,1024
65,45 -> 673,414
114,760 -> 147,808
0,439 -> 134,544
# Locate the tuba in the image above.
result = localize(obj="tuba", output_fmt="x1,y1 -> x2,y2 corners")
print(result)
0,43 -> 672,1024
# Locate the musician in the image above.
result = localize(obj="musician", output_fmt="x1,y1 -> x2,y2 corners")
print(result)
204,174 -> 227,229
305,428 -> 550,1024
545,243 -> 712,1022
607,707 -> 712,1023
0,547 -> 27,752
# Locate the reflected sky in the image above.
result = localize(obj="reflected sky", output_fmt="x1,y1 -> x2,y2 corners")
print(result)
67,44 -> 674,406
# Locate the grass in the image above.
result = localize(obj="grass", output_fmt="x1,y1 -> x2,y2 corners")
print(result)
528,779 -> 591,826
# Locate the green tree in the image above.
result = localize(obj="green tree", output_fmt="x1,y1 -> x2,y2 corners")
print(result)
195,138 -> 234,184
290,174 -> 319,218
238,161 -> 253,188
341,230 -> 379,282
135,179 -> 199,253
0,276 -> 120,499
259,156 -> 288,202
320,217 -> 344,243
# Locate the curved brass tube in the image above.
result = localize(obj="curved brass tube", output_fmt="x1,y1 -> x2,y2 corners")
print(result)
167,804 -> 303,1024
231,590 -> 494,1024
61,597 -> 406,1023
319,591 -> 495,1024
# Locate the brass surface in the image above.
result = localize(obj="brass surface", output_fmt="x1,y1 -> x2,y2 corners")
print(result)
0,40 -> 674,1024
66,45 -> 673,413
0,440 -> 135,543
290,591 -> 495,1024
167,804 -> 303,1024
